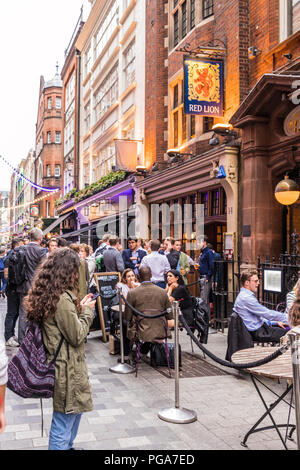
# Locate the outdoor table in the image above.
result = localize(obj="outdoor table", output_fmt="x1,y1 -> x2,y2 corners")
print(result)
232,347 -> 296,450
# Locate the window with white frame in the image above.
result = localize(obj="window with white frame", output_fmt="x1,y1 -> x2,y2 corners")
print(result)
94,64 -> 119,123
47,97 -> 52,110
47,131 -> 51,144
64,116 -> 75,155
280,0 -> 300,42
46,201 -> 51,218
84,102 -> 91,134
122,123 -> 135,140
54,164 -> 61,177
83,162 -> 90,186
94,1 -> 119,61
123,40 -> 136,90
55,131 -> 61,144
97,142 -> 116,179
84,46 -> 92,79
65,72 -> 75,111
56,96 -> 62,109
46,165 -> 51,177
123,0 -> 131,12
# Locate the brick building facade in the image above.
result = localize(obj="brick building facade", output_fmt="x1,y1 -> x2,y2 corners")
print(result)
35,70 -> 63,223
231,0 -> 300,263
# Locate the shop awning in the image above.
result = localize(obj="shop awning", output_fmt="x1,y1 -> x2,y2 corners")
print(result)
43,213 -> 70,236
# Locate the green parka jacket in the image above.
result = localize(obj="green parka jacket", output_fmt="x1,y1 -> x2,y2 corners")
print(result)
42,290 -> 94,414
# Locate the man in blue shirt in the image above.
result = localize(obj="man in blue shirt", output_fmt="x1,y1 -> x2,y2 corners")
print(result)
122,237 -> 147,275
198,236 -> 214,307
234,269 -> 288,343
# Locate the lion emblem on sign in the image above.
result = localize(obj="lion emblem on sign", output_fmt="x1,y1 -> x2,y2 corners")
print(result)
187,61 -> 221,104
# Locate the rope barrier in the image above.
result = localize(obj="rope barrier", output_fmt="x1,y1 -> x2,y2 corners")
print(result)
112,288 -> 288,371
121,294 -> 170,319
179,313 -> 289,370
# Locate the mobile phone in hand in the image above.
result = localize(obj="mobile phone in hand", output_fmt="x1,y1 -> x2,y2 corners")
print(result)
91,293 -> 100,301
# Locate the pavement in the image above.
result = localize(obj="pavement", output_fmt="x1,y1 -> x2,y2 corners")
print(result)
0,297 -> 297,451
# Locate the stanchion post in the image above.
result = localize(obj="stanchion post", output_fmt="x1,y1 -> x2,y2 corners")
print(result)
174,301 -> 180,409
109,288 -> 135,375
288,331 -> 300,449
158,301 -> 197,424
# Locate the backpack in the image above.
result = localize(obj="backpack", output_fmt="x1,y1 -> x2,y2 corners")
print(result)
95,253 -> 105,273
8,247 -> 28,287
191,297 -> 210,344
7,322 -> 64,399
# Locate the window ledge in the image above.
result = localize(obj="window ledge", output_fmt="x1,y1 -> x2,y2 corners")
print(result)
120,0 -> 136,25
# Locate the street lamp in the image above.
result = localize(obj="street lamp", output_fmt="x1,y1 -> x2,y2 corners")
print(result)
275,175 -> 300,206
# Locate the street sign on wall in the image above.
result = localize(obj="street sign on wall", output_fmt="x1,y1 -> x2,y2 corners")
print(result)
183,56 -> 224,117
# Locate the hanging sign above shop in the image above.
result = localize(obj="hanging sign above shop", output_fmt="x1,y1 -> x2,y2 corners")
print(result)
284,105 -> 300,136
30,204 -> 39,218
183,56 -> 224,117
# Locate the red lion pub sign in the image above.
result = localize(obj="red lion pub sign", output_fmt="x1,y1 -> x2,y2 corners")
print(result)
183,56 -> 224,117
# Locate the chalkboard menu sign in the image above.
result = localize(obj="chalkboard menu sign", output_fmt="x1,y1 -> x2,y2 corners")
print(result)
93,272 -> 121,342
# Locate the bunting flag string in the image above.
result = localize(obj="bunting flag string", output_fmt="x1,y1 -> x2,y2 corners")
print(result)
0,155 -> 60,193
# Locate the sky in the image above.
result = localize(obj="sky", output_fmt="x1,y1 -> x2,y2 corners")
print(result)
0,0 -> 91,191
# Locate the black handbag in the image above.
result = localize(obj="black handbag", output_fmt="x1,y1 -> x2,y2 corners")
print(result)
150,342 -> 182,369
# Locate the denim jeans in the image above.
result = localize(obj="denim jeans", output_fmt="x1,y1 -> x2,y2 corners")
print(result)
4,289 -> 20,341
48,411 -> 82,450
0,273 -> 7,293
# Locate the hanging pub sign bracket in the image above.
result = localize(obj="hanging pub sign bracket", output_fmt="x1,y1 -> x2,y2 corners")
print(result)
176,40 -> 227,59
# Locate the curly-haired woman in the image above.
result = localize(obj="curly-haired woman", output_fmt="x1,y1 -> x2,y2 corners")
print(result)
25,248 -> 96,450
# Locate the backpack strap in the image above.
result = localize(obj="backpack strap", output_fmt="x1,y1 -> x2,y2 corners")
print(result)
52,335 -> 64,363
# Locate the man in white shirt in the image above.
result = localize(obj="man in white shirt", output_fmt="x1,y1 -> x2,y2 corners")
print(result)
140,239 -> 170,288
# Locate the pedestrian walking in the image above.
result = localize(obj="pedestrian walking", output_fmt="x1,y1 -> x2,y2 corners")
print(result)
24,248 -> 96,450
0,247 -> 7,298
16,228 -> 47,345
47,238 -> 58,256
4,238 -> 21,347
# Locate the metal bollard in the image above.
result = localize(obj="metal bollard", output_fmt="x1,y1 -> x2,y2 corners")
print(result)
288,331 -> 300,449
109,288 -> 135,374
158,301 -> 197,424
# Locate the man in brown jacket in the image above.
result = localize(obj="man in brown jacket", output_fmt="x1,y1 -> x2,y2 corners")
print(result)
124,267 -> 173,353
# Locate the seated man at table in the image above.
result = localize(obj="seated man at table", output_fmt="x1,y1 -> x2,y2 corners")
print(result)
124,266 -> 173,356
233,269 -> 288,343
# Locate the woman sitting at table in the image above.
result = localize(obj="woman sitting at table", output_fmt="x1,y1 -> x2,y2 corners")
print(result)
115,269 -> 140,363
117,268 -> 140,298
166,269 -> 194,326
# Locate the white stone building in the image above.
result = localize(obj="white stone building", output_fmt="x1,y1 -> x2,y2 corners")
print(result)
76,0 -> 146,188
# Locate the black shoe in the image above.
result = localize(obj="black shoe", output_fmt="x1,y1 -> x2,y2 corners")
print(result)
69,447 -> 84,451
